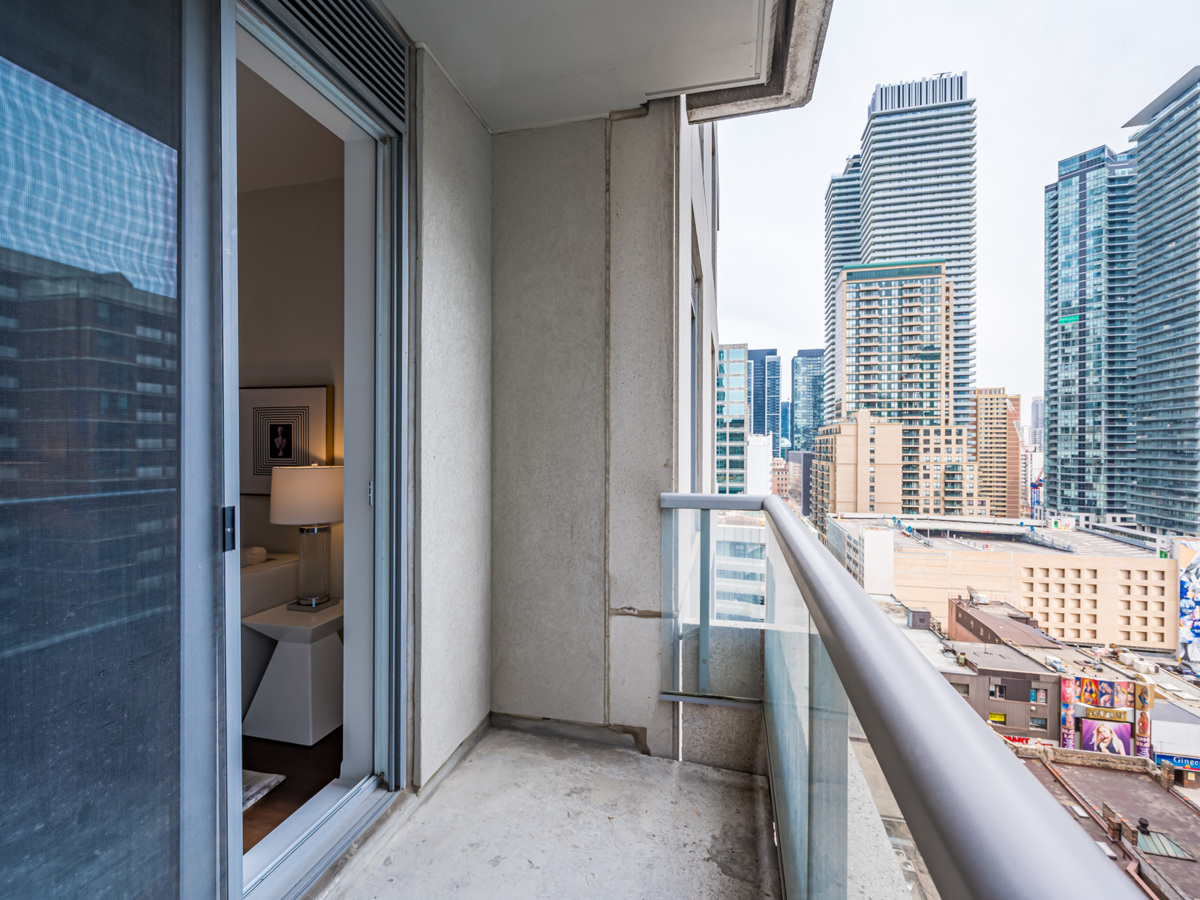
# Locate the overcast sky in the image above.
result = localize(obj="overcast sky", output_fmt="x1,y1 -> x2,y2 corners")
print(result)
716,0 -> 1200,423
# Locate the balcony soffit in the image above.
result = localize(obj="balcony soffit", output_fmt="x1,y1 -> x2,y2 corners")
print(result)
379,0 -> 833,132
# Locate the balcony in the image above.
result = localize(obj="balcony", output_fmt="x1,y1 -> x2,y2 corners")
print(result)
654,493 -> 1136,898
299,495 -> 1136,900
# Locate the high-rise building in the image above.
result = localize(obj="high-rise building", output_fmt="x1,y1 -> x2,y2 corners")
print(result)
779,399 -> 791,450
746,434 -> 773,494
747,348 -> 779,446
1030,396 -> 1044,452
716,344 -> 750,494
822,258 -> 986,525
825,74 -> 977,426
1043,147 -> 1135,521
824,156 -> 861,420
832,260 -> 955,427
973,389 -> 1022,519
812,410 -> 904,526
860,73 -> 977,425
812,408 -> 987,535
791,348 -> 824,452
1126,68 -> 1200,534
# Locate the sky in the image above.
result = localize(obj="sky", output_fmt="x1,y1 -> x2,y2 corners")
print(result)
716,0 -> 1200,422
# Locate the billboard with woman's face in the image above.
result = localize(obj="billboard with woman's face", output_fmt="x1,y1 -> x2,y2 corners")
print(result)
1082,718 -> 1132,755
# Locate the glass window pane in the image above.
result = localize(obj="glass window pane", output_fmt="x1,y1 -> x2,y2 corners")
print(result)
0,3 -> 182,895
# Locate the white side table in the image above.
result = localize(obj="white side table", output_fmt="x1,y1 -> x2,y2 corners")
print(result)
242,600 -> 344,746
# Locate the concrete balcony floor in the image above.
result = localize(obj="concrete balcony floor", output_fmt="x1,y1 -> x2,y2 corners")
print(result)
327,726 -> 781,898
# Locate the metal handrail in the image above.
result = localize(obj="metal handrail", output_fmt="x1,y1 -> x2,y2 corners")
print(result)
759,494 -> 1141,899
660,492 -> 768,511
661,493 -> 1141,898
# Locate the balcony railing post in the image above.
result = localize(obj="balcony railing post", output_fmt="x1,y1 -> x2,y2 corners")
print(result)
699,507 -> 712,694
662,508 -> 681,693
807,636 -> 848,899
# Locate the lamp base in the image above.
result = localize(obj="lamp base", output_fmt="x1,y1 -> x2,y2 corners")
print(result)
288,596 -> 336,613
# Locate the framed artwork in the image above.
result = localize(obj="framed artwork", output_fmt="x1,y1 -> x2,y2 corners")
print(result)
239,386 -> 333,494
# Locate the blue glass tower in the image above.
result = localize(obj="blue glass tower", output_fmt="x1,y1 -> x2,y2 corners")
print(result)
747,348 -> 779,451
824,156 -> 860,420
1043,146 -> 1136,519
1126,69 -> 1200,534
791,349 -> 824,452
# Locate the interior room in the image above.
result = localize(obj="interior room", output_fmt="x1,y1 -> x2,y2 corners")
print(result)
235,53 -> 348,854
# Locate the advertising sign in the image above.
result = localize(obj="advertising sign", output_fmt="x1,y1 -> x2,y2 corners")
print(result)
1156,753 -> 1200,771
1075,677 -> 1134,709
1134,680 -> 1154,711
1061,676 -> 1076,749
1179,540 -> 1200,662
1081,718 -> 1132,756
1135,680 -> 1153,759
1135,711 -> 1152,758
1079,677 -> 1098,706
1002,735 -> 1055,747
1081,707 -> 1129,723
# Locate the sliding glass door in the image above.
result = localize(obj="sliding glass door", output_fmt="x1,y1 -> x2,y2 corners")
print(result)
0,2 -> 227,896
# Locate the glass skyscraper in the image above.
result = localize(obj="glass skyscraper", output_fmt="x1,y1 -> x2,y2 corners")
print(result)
825,73 -> 977,426
1043,146 -> 1135,519
791,348 -> 824,452
1126,69 -> 1200,534
716,344 -> 749,494
1030,396 -> 1044,452
823,156 -> 861,420
747,347 -> 780,454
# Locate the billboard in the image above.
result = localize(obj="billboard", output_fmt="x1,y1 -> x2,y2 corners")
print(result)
1135,682 -> 1153,758
1081,718 -> 1132,756
1061,676 -> 1076,749
1156,753 -> 1200,771
1179,540 -> 1200,662
1076,677 -> 1134,709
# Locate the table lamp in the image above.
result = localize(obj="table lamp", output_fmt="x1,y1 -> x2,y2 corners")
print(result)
269,464 -> 344,611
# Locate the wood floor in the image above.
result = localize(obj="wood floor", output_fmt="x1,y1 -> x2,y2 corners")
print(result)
243,727 -> 342,852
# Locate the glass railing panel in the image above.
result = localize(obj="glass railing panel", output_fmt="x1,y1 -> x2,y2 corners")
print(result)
764,520 -> 938,900
661,506 -> 764,701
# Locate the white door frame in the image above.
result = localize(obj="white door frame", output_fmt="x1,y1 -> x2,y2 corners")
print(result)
228,6 -> 405,895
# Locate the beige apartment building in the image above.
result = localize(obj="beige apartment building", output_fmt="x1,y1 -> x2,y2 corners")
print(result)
814,259 -> 991,534
832,259 -> 955,427
974,388 -> 1022,518
812,409 -> 904,523
771,456 -> 789,495
813,409 -> 989,534
828,516 -> 1180,652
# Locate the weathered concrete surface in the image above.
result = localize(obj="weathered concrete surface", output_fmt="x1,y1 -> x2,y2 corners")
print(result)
330,727 -> 780,899
413,51 -> 494,786
490,119 -> 608,726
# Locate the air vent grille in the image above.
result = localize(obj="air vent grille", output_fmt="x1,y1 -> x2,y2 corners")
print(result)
262,0 -> 406,131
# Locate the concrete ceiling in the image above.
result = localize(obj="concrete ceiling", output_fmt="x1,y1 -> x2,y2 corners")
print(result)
237,61 -> 343,193
381,0 -> 809,132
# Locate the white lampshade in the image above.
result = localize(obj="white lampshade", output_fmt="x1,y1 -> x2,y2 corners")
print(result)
269,465 -> 344,525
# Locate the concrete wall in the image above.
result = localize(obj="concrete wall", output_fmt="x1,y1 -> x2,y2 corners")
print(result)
607,101 -> 680,756
490,100 -> 718,759
490,117 -> 609,726
412,52 -> 493,785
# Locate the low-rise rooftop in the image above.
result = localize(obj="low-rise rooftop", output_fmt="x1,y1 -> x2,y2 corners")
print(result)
947,641 -> 1054,675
